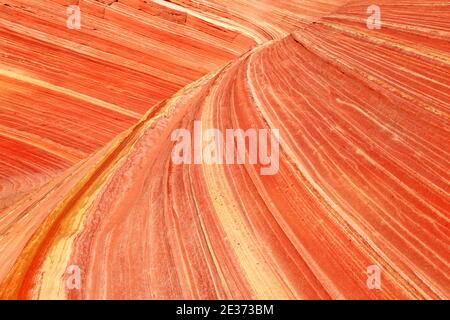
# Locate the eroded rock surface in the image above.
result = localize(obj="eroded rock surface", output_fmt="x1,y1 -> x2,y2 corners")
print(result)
0,0 -> 448,299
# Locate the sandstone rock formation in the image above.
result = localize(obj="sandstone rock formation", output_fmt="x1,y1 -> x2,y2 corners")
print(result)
0,0 -> 345,207
0,0 -> 448,299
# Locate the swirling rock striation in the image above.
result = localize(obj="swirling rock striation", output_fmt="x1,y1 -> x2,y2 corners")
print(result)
0,0 -> 449,299
1,0 -> 343,206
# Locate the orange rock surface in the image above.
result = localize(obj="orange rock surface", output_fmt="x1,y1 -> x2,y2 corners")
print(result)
0,0 -> 345,207
0,0 -> 449,299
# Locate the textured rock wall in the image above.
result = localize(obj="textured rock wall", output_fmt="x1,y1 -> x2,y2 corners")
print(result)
0,0 -> 343,206
0,0 -> 448,299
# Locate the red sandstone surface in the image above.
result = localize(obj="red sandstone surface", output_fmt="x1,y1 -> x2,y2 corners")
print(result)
0,0 -> 449,299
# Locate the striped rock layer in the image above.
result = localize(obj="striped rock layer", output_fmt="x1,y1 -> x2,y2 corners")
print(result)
0,0 -> 344,207
0,0 -> 449,299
